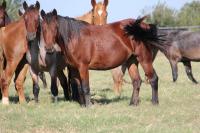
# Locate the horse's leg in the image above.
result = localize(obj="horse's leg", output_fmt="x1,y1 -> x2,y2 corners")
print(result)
14,64 -> 29,103
126,59 -> 142,106
0,47 -> 3,100
78,64 -> 91,107
69,67 -> 82,103
38,72 -> 47,88
49,67 -> 58,103
111,65 -> 126,96
140,61 -> 159,105
169,60 -> 178,82
183,61 -> 198,84
57,69 -> 71,101
1,60 -> 20,105
29,68 -> 40,103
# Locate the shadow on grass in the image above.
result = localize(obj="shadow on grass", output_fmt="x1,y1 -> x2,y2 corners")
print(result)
9,96 -> 31,104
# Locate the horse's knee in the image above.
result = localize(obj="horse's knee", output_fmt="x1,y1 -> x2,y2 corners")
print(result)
132,78 -> 142,89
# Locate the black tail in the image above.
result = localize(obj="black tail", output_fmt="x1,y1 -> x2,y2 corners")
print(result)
124,17 -> 168,54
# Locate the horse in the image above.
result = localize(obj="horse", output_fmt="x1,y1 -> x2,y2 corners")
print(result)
0,0 -> 10,100
157,29 -> 200,83
76,0 -> 108,25
112,28 -> 200,96
22,0 -> 109,103
0,1 -> 40,105
39,9 -> 166,107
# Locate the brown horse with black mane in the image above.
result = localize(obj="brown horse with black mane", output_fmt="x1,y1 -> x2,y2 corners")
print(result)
0,1 -> 40,104
39,9 -> 166,107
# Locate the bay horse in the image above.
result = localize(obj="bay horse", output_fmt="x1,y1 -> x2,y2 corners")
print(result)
0,1 -> 40,105
25,0 -> 109,103
40,9 -> 166,107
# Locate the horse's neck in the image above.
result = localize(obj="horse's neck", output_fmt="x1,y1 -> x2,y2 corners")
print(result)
76,10 -> 93,24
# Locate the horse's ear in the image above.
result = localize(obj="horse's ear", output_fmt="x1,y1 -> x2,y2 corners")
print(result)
23,1 -> 28,11
35,1 -> 40,10
52,9 -> 57,17
18,10 -> 23,16
41,10 -> 46,19
91,0 -> 96,8
2,0 -> 6,9
104,0 -> 109,7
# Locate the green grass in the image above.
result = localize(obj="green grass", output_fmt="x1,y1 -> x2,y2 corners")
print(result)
0,52 -> 200,133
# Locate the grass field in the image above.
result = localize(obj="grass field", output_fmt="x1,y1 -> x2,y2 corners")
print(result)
0,52 -> 200,133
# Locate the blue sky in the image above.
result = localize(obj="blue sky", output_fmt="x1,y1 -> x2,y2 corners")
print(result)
27,0 -> 194,23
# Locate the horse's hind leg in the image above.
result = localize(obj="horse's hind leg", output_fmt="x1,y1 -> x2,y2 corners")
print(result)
14,64 -> 29,103
111,65 -> 126,96
169,60 -> 178,82
39,72 -> 47,88
183,61 -> 198,84
140,61 -> 159,105
57,70 -> 71,101
127,64 -> 142,106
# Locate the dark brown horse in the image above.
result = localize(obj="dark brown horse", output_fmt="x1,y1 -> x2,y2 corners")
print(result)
39,9 -> 166,107
0,1 -> 40,105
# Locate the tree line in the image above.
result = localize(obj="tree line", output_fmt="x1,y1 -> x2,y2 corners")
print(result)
142,1 -> 200,27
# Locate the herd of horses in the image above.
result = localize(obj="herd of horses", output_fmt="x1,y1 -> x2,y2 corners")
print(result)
0,0 -> 199,107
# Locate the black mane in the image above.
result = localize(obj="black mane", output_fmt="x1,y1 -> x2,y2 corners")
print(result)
57,15 -> 88,44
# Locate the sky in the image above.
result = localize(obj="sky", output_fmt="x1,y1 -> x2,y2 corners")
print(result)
27,0 -> 194,23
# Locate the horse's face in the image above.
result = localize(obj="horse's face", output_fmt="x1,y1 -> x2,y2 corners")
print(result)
22,1 -> 40,41
41,9 -> 58,50
0,1 -> 7,27
91,0 -> 108,25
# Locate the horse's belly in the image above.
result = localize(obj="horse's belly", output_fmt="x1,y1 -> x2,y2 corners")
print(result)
89,49 -> 129,70
182,48 -> 200,60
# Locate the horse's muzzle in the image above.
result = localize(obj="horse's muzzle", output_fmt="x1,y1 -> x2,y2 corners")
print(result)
27,32 -> 36,41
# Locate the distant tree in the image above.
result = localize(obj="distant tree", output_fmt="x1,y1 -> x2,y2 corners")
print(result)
0,0 -> 24,20
142,2 -> 177,27
177,1 -> 200,26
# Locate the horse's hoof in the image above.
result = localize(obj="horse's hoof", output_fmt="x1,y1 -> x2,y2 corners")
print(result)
52,96 -> 58,103
130,99 -> 140,106
2,97 -> 9,105
151,99 -> 159,105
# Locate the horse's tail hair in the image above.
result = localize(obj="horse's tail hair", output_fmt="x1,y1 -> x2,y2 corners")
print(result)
124,16 -> 169,54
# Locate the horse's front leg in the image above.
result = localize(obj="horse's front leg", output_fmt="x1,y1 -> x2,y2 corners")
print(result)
14,64 -> 29,103
49,67 -> 58,103
29,68 -> 40,103
78,64 -> 91,107
57,69 -> 71,101
1,60 -> 20,105
38,72 -> 47,88
169,60 -> 178,82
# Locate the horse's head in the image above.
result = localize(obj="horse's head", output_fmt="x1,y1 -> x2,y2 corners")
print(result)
41,9 -> 58,51
22,1 -> 40,41
91,0 -> 108,25
0,0 -> 8,27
